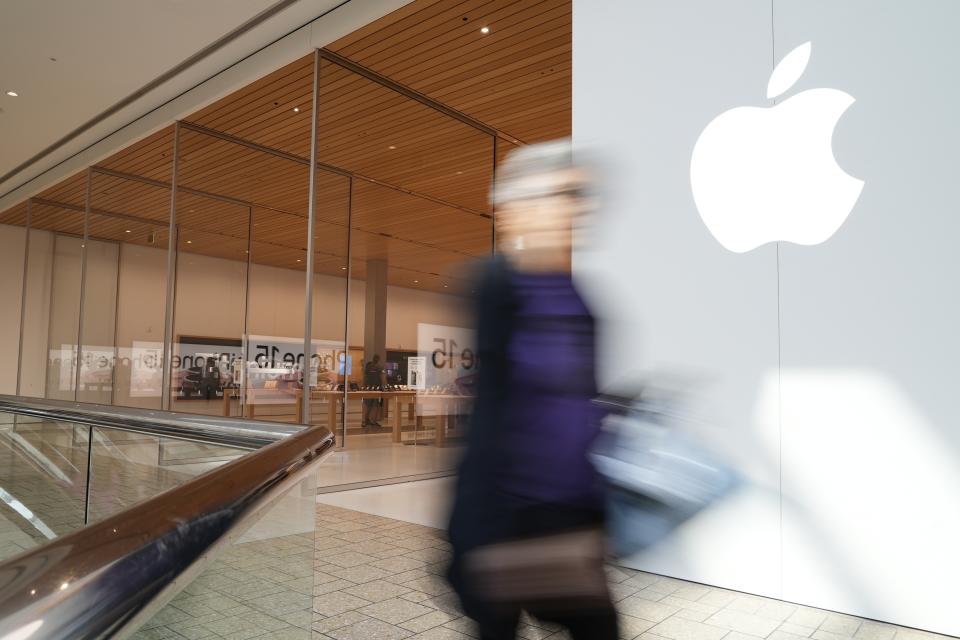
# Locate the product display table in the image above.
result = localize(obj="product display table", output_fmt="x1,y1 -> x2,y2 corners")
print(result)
224,387 -> 468,445
294,389 -> 467,445
221,387 -> 297,419
222,388 -> 240,417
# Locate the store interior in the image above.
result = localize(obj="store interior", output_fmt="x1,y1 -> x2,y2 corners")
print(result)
0,0 -> 571,487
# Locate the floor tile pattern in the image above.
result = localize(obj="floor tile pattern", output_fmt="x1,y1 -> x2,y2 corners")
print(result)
134,503 -> 958,640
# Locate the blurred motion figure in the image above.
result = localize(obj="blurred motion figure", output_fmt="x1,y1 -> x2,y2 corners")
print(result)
447,140 -> 617,640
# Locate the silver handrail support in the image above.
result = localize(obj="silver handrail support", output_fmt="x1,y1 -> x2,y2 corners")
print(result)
0,394 -> 302,449
0,395 -> 334,640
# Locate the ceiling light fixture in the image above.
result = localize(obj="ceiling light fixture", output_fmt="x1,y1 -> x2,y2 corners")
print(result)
5,91 -> 18,97
293,107 -> 300,113
341,266 -> 347,270
413,280 -> 419,284
480,27 -> 490,34
124,229 -> 131,233
186,240 -> 192,244
388,145 -> 396,150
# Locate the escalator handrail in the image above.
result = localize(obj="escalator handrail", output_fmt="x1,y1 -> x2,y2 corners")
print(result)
0,395 -> 335,639
0,394 -> 301,449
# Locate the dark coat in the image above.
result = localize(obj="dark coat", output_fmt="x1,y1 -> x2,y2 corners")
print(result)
446,256 -> 604,617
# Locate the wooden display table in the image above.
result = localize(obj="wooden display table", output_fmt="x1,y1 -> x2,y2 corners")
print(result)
412,394 -> 468,446
222,387 -> 241,417
225,387 -> 468,445
294,389 -> 467,444
222,387 -> 298,419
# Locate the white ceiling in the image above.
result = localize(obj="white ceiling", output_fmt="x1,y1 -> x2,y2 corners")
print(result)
0,0 -> 389,198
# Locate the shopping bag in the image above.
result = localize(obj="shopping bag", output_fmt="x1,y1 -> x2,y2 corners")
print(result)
590,392 -> 737,557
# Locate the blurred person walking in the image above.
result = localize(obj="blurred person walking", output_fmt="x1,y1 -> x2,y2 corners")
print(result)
362,354 -> 386,428
447,140 -> 618,640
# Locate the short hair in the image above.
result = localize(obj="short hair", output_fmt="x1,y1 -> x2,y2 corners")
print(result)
492,138 -> 574,205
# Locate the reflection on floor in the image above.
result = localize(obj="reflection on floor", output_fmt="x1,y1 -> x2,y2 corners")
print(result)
0,421 -> 239,562
0,420 -> 457,563
317,434 -> 462,488
316,477 -> 453,528
0,422 -> 86,558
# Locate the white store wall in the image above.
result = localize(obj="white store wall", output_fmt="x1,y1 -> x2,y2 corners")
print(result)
574,0 -> 960,634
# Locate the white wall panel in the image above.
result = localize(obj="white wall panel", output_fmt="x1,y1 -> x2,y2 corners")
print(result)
773,1 -> 960,633
574,0 -> 960,634
573,0 -> 782,599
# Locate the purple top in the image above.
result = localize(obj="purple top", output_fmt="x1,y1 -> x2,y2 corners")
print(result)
500,271 -> 603,508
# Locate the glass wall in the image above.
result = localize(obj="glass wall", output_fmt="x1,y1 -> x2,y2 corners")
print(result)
318,54 -> 493,482
0,202 -> 28,396
89,166 -> 172,410
0,48 -> 502,486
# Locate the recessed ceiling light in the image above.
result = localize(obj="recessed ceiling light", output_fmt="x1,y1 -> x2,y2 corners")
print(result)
413,280 -> 419,284
388,145 -> 396,150
296,259 -> 302,262
480,27 -> 490,34
443,284 -> 448,288
293,107 -> 300,113
5,91 -> 18,97
186,240 -> 192,244
124,229 -> 131,233
341,266 -> 347,270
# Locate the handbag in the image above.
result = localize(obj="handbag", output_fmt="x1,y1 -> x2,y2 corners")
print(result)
463,528 -> 610,610
590,391 -> 737,557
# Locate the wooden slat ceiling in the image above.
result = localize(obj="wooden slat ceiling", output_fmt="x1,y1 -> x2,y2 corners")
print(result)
327,0 -> 570,143
0,0 -> 570,294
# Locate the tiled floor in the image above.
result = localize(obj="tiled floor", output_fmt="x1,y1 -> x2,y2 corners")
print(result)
316,477 -> 453,528
316,437 -> 462,488
133,502 -> 957,640
132,531 -> 318,640
4,421 -> 954,640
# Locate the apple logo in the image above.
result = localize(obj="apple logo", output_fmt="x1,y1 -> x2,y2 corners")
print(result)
690,42 -> 864,253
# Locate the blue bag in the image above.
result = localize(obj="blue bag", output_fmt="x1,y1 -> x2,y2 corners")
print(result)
590,392 -> 737,558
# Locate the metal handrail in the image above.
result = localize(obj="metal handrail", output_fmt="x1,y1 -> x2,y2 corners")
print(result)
0,394 -> 301,449
0,396 -> 335,639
